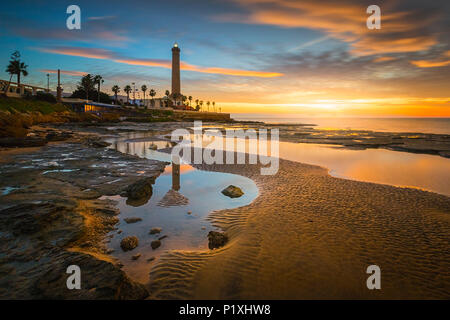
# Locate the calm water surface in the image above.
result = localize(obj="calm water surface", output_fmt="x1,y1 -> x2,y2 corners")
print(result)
106,135 -> 258,283
232,115 -> 450,135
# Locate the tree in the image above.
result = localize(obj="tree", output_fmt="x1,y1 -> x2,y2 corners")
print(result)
199,100 -> 203,112
124,85 -> 132,105
206,101 -> 210,112
6,51 -> 28,90
77,74 -> 96,100
165,90 -> 170,97
149,89 -> 156,107
212,101 -> 216,112
188,95 -> 193,107
195,99 -> 199,108
111,85 -> 120,104
141,85 -> 148,109
93,75 -> 104,102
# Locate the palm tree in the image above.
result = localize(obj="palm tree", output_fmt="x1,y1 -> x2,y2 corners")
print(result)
6,51 -> 28,91
78,74 -> 96,100
188,95 -> 193,107
141,85 -> 147,108
212,101 -> 216,112
111,85 -> 120,104
182,95 -> 187,105
93,75 -> 104,102
199,100 -> 204,112
149,89 -> 156,107
124,85 -> 132,105
206,101 -> 210,112
165,90 -> 170,97
195,99 -> 199,108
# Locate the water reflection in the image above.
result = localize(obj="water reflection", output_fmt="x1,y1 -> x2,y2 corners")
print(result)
106,135 -> 259,283
172,162 -> 180,191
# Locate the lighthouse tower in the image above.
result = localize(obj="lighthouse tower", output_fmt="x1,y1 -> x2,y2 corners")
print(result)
171,43 -> 181,100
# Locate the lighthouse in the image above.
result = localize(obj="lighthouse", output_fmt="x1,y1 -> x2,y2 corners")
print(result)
171,43 -> 181,100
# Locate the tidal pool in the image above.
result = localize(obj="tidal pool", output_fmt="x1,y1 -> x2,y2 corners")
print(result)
106,136 -> 258,283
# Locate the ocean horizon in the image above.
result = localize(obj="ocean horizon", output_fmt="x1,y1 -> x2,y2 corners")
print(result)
231,114 -> 450,135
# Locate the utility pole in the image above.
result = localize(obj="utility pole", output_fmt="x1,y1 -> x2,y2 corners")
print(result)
56,69 -> 62,102
46,73 -> 50,91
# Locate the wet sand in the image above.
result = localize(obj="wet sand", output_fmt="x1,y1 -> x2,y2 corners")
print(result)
149,157 -> 450,299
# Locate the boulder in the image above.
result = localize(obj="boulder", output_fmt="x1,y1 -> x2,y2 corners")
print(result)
151,240 -> 161,250
132,253 -> 141,260
120,236 -> 139,251
207,231 -> 228,249
221,185 -> 244,198
123,177 -> 155,200
149,227 -> 162,234
124,217 -> 142,224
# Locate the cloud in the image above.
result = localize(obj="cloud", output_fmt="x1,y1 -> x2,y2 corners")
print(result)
410,50 -> 450,68
87,15 -> 116,21
289,35 -> 330,52
372,56 -> 397,63
36,46 -> 283,78
39,69 -> 87,76
410,60 -> 450,68
216,0 -> 446,56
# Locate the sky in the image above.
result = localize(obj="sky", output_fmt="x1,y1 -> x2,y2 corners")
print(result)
1,0 -> 449,116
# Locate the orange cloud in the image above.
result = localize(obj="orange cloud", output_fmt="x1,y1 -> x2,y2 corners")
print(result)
39,69 -> 87,76
39,47 -> 112,60
410,51 -> 450,68
372,56 -> 396,63
221,0 -> 441,56
410,60 -> 450,68
38,47 -> 283,78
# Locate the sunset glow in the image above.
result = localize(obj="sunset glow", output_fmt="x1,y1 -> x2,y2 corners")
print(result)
1,0 -> 448,117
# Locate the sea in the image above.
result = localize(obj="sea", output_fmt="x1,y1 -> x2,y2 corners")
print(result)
231,114 -> 450,135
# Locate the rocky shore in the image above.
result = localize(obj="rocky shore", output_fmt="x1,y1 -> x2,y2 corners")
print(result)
0,126 -> 166,299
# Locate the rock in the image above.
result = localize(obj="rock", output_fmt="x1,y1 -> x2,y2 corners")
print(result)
124,217 -> 142,224
158,235 -> 168,241
147,257 -> 155,262
92,140 -> 111,148
0,137 -> 47,148
207,231 -> 228,249
132,253 -> 142,260
45,131 -> 72,142
123,177 -> 155,201
221,185 -> 244,198
151,240 -> 161,250
149,227 -> 162,234
120,236 -> 139,251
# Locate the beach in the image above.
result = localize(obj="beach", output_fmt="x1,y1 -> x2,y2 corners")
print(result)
1,121 -> 449,299
149,156 -> 450,299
